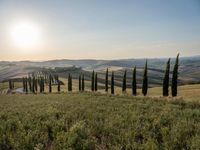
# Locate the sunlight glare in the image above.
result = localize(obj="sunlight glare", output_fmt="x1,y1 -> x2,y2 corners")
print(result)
10,21 -> 41,50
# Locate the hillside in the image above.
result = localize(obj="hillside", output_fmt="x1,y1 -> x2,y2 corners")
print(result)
0,56 -> 200,87
0,93 -> 199,149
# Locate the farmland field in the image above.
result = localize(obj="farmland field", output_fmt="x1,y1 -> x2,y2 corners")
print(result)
0,91 -> 200,149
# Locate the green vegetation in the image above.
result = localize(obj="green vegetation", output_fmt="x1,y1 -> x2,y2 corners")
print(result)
0,93 -> 199,149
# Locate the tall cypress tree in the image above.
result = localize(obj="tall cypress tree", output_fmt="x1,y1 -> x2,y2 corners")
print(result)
163,58 -> 171,96
12,80 -> 14,90
32,77 -> 35,93
22,77 -> 25,92
132,67 -> 137,96
68,74 -> 70,92
91,70 -> 95,91
171,54 -> 179,97
82,74 -> 85,91
25,77 -> 28,94
70,74 -> 72,91
39,78 -> 42,93
111,71 -> 114,94
28,77 -> 32,92
49,75 -> 52,93
105,68 -> 108,92
9,79 -> 12,90
142,60 -> 148,96
35,78 -> 38,93
79,74 -> 81,92
57,75 -> 60,93
122,70 -> 127,93
95,72 -> 98,91
68,74 -> 72,92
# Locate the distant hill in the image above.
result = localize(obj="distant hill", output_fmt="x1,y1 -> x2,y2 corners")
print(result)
0,56 -> 200,87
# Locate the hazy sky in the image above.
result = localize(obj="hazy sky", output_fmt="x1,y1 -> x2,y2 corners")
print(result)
0,0 -> 200,60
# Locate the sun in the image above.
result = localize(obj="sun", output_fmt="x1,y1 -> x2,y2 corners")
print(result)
10,21 -> 41,49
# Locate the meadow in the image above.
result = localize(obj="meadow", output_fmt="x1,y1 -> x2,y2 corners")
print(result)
0,91 -> 200,149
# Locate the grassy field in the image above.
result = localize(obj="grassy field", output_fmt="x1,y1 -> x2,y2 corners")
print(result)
0,92 -> 200,149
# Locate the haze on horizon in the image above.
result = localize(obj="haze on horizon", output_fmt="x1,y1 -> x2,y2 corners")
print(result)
0,0 -> 200,61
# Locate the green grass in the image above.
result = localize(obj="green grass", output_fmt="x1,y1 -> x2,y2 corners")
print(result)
0,93 -> 200,149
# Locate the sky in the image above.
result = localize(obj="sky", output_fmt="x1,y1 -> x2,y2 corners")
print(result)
0,0 -> 200,61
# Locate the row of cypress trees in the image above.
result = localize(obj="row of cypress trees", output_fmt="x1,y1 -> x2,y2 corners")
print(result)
13,54 -> 179,96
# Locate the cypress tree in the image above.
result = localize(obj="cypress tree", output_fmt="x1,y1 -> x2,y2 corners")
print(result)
79,74 -> 81,92
43,77 -> 45,92
25,78 -> 28,94
35,78 -> 38,93
39,78 -> 42,93
49,75 -> 52,93
68,74 -> 70,92
122,70 -> 127,93
142,60 -> 148,96
68,74 -> 72,91
12,80 -> 14,90
9,79 -> 12,90
57,75 -> 60,93
105,68 -> 108,92
22,77 -> 25,92
82,74 -> 85,91
91,70 -> 95,91
28,77 -> 32,92
132,67 -> 137,96
32,77 -> 35,93
95,72 -> 98,91
111,71 -> 114,94
171,54 -> 179,97
163,58 -> 170,96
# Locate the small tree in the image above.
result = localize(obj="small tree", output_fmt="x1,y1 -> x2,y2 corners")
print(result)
79,74 -> 81,92
111,71 -> 114,94
82,74 -> 85,91
163,58 -> 170,96
91,70 -> 95,91
142,60 -> 148,96
132,67 -> 137,96
171,54 -> 179,97
95,72 -> 98,91
49,75 -> 52,93
122,70 -> 127,93
105,68 -> 108,92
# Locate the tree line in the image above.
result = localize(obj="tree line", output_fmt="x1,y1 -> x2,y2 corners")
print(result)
9,54 -> 179,97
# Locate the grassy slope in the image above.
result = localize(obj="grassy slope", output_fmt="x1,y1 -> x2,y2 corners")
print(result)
0,93 -> 200,149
